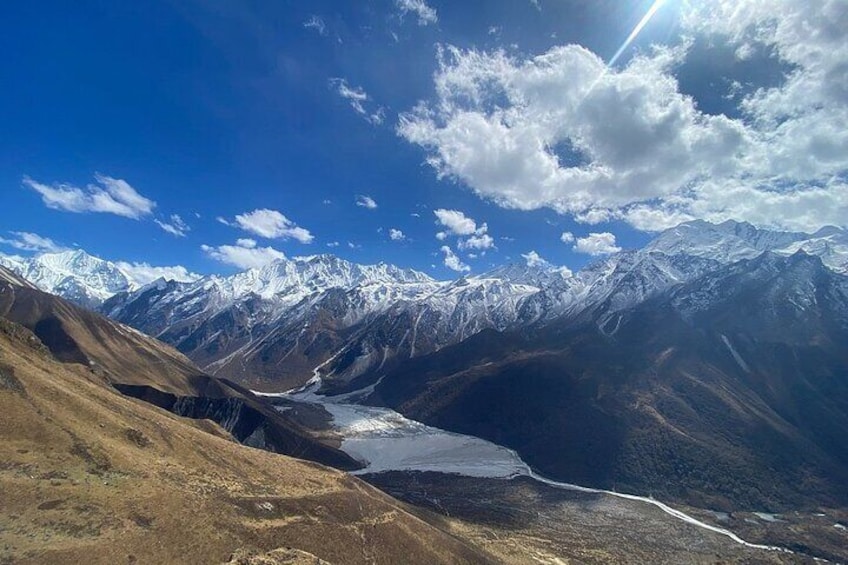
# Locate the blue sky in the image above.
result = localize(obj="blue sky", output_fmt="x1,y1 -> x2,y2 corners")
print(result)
2,0 -> 846,280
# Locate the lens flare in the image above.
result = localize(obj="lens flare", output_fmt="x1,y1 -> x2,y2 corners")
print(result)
609,0 -> 667,66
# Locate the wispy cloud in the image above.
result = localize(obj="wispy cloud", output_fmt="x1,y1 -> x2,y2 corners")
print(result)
329,78 -> 385,125
0,231 -> 67,253
155,214 -> 190,237
396,0 -> 438,26
220,208 -> 314,243
24,174 -> 155,219
356,195 -> 378,209
303,15 -> 327,36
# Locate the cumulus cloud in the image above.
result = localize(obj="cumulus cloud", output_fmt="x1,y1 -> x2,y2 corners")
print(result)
24,174 -> 155,219
303,15 -> 327,36
155,214 -> 190,237
330,78 -> 385,125
0,231 -> 67,253
115,262 -> 201,286
440,245 -> 470,272
573,232 -> 622,256
396,0 -> 438,26
398,2 -> 848,232
356,195 -> 379,209
222,208 -> 314,243
560,231 -> 575,243
458,233 -> 494,251
434,209 -> 479,235
389,228 -> 406,241
202,239 -> 286,269
434,209 -> 495,252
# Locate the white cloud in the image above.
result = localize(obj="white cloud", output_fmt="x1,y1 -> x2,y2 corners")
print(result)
573,232 -> 621,256
201,239 -> 286,269
529,0 -> 541,11
24,174 -> 155,219
398,3 -> 848,233
348,242 -> 361,249
303,15 -> 327,36
434,209 -> 479,235
440,245 -> 470,272
155,214 -> 190,237
458,233 -> 494,251
0,231 -> 66,253
396,0 -> 438,26
560,231 -> 574,243
326,241 -> 340,248
389,228 -> 406,241
114,262 -> 201,286
225,208 -> 314,243
434,208 -> 495,251
521,250 -> 550,267
356,195 -> 379,209
329,78 -> 385,125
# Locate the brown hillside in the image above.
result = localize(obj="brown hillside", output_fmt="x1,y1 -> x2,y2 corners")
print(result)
0,316 -> 498,564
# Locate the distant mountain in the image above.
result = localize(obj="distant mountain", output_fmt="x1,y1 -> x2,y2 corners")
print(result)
369,250 -> 848,510
0,249 -> 151,308
5,221 -> 847,394
646,219 -> 848,272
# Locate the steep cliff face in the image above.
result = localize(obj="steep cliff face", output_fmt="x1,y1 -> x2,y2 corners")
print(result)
114,382 -> 359,470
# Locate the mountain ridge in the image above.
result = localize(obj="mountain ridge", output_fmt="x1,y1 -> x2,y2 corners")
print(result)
2,219 -> 847,391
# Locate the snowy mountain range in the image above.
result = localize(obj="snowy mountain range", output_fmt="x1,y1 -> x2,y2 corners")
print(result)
1,219 -> 846,391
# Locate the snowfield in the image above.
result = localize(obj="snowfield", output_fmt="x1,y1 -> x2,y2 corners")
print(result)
321,401 -> 527,477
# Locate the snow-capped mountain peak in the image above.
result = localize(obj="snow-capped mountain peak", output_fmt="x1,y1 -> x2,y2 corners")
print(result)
0,249 -> 135,308
645,219 -> 847,273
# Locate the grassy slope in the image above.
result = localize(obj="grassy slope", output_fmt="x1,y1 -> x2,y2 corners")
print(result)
0,318 -> 497,565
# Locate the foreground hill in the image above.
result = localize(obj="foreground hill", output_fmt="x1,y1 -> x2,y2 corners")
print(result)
0,266 -> 359,470
0,272 -> 497,563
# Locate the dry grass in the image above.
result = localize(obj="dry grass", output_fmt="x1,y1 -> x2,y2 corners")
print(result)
0,322 -> 496,565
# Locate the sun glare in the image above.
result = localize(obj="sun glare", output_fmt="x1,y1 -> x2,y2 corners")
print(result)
608,0 -> 668,66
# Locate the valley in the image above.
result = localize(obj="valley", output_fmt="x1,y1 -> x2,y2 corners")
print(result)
263,378 -> 845,563
2,218 -> 848,563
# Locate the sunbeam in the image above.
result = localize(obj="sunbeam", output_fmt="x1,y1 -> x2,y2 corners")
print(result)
609,0 -> 667,66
